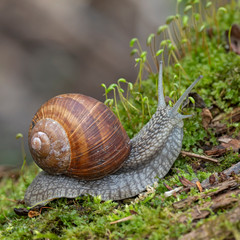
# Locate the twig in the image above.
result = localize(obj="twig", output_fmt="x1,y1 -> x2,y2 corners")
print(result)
181,151 -> 218,163
1,197 -> 19,203
110,215 -> 133,224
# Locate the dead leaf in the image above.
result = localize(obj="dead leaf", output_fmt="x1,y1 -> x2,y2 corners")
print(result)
212,107 -> 240,123
218,136 -> 232,143
201,108 -> 213,130
205,135 -> 240,157
196,181 -> 203,192
28,210 -> 40,218
209,174 -> 216,185
204,145 -> 226,157
179,176 -> 196,187
163,183 -> 177,198
163,182 -> 173,191
164,187 -> 182,198
129,210 -> 138,215
221,138 -> 240,152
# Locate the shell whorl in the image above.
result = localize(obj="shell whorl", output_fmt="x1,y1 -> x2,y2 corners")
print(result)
31,132 -> 50,156
29,118 -> 71,175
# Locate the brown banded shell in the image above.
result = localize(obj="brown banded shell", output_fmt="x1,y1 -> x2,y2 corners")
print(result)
28,93 -> 131,180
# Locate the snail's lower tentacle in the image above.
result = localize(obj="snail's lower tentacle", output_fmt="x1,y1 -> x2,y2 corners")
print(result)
24,126 -> 183,207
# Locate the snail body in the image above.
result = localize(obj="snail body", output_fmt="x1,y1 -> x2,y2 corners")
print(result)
24,63 -> 202,207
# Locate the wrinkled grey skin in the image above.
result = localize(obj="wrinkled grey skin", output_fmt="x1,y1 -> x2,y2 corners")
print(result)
24,63 -> 202,207
24,109 -> 183,206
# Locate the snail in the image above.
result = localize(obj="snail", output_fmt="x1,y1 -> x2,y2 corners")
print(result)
24,62 -> 202,207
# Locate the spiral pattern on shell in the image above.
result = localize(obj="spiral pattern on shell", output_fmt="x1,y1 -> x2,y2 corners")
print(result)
28,93 -> 131,180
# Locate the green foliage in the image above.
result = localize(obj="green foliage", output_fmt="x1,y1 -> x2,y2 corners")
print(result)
182,110 -> 208,151
205,152 -> 240,173
0,164 -> 215,240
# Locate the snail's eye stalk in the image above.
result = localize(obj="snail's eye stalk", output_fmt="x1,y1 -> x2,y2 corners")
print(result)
158,61 -> 166,108
170,75 -> 203,117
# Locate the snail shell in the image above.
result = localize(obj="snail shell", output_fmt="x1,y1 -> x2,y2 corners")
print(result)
28,94 -> 131,180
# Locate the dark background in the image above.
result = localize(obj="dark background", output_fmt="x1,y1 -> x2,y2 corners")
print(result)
0,0 -> 176,167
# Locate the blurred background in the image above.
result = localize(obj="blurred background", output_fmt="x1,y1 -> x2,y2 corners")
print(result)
0,0 -> 177,167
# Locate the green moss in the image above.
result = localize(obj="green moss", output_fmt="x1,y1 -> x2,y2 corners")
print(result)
0,166 -> 239,239
205,152 -> 240,172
